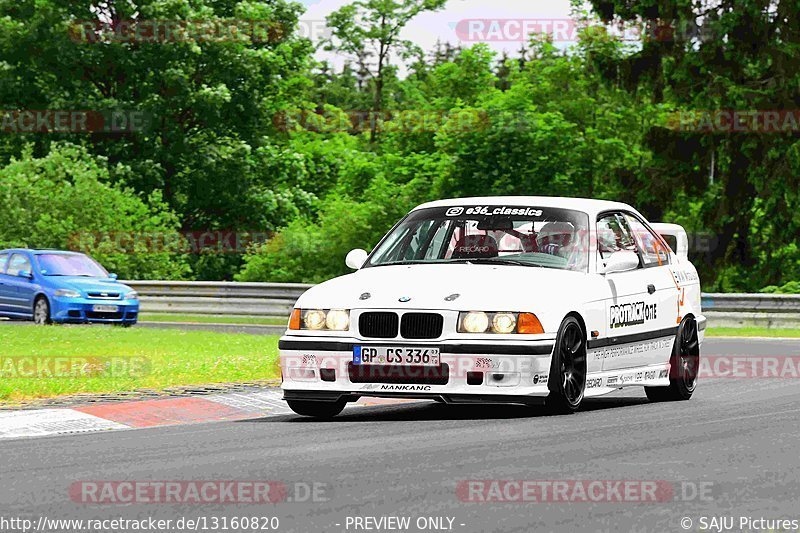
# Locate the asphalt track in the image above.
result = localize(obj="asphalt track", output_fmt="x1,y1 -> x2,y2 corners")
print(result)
2,337 -> 800,533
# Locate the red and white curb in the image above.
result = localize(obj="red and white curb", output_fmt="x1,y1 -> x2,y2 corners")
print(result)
0,390 -> 419,440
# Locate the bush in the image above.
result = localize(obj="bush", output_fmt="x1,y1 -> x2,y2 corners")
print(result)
237,174 -> 431,283
0,143 -> 190,280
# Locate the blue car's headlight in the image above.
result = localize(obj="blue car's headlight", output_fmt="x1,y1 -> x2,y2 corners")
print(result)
54,289 -> 81,298
125,291 -> 139,300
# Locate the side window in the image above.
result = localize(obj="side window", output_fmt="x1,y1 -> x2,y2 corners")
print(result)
0,254 -> 8,273
596,214 -> 638,261
624,214 -> 670,266
7,254 -> 31,277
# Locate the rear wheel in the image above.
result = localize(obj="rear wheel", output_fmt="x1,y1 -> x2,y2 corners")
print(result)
33,297 -> 51,325
287,399 -> 346,419
546,316 -> 587,413
645,318 -> 699,402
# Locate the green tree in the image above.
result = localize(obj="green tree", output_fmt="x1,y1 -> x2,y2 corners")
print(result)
324,0 -> 448,142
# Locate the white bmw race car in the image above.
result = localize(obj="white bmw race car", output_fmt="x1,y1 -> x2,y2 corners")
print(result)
279,197 -> 704,417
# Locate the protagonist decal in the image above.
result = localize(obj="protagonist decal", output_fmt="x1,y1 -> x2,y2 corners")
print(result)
609,301 -> 657,328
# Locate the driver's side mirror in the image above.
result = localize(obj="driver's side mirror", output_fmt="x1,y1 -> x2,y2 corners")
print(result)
18,270 -> 33,279
345,249 -> 368,270
108,273 -> 118,280
599,250 -> 639,275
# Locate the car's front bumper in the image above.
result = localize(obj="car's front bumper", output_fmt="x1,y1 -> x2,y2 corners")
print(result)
279,335 -> 557,405
50,297 -> 139,324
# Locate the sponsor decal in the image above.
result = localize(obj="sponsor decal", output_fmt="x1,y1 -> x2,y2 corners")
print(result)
635,372 -> 644,382
456,245 -> 491,254
586,377 -> 603,388
658,369 -> 668,378
378,385 -> 432,392
620,373 -> 635,384
474,357 -> 498,370
644,371 -> 656,380
609,301 -> 657,328
606,376 -> 619,386
671,269 -> 699,284
444,206 -> 544,217
532,373 -> 549,385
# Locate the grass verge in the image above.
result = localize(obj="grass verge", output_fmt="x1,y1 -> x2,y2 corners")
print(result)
0,325 -> 280,403
705,327 -> 800,338
138,313 -> 287,326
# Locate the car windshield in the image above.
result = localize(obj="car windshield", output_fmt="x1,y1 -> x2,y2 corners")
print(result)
37,254 -> 108,277
367,205 -> 590,272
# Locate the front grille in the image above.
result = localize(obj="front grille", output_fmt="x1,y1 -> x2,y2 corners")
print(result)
86,311 -> 123,320
400,313 -> 444,339
348,362 -> 449,385
87,292 -> 121,299
359,312 -> 399,338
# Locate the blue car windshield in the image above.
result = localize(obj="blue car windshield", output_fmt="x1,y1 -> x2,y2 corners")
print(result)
37,254 -> 108,277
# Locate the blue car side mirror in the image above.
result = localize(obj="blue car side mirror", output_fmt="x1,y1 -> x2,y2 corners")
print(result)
108,273 -> 118,280
18,270 -> 33,279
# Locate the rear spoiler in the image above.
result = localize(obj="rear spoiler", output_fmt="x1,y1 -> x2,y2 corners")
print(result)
650,223 -> 688,260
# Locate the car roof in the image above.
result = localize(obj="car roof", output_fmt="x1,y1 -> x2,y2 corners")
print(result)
0,249 -> 83,255
412,196 -> 643,219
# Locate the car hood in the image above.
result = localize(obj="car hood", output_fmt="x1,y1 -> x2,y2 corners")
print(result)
46,276 -> 132,294
295,263 -> 603,313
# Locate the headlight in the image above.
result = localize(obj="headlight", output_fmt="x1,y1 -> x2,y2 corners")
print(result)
54,289 -> 81,298
460,311 -> 489,333
458,311 -> 544,334
325,309 -> 350,331
125,291 -> 139,300
304,310 -> 327,330
492,312 -> 517,334
290,309 -> 351,331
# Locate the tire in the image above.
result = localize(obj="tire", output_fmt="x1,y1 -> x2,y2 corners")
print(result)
287,399 -> 346,419
33,297 -> 52,325
645,317 -> 699,402
546,316 -> 587,413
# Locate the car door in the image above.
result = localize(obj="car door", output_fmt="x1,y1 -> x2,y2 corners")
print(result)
597,213 -> 672,372
0,252 -> 11,313
4,253 -> 36,317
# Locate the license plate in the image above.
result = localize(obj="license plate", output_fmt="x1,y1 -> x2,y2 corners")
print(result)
353,346 -> 440,367
92,305 -> 119,313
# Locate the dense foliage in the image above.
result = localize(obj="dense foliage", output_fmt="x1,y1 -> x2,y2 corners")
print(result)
1,0 -> 798,291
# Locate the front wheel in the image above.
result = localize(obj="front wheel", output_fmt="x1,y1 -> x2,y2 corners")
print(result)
645,317 -> 699,402
546,316 -> 587,414
287,399 -> 346,419
33,297 -> 51,325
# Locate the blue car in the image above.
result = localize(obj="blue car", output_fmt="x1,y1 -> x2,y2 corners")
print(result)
0,249 -> 139,326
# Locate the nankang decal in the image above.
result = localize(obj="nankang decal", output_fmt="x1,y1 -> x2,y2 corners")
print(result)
609,301 -> 657,329
379,385 -> 432,391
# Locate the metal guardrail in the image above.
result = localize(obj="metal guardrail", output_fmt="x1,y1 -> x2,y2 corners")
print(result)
125,282 -> 800,329
125,281 -> 312,318
702,293 -> 800,329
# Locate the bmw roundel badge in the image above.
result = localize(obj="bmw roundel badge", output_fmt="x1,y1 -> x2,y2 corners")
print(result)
398,296 -> 411,302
